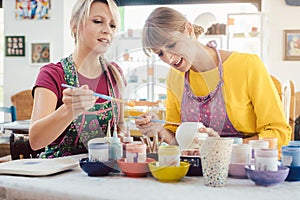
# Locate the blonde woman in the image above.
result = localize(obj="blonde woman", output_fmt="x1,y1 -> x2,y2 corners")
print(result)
29,0 -> 126,158
135,7 -> 291,151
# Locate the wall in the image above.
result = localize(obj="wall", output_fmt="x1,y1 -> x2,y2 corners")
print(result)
2,0 -> 300,107
264,0 -> 300,90
3,0 -> 66,106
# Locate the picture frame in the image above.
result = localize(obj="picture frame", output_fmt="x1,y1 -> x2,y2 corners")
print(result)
31,43 -> 50,64
283,29 -> 300,61
15,0 -> 51,20
5,36 -> 25,57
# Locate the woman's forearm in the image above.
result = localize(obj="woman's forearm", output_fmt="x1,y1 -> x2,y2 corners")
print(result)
29,104 -> 74,150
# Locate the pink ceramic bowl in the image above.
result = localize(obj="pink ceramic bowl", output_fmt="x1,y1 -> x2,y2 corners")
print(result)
117,158 -> 156,177
228,163 -> 248,179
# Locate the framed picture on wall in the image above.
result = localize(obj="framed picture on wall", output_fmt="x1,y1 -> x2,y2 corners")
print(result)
5,36 -> 25,57
15,0 -> 51,20
31,43 -> 50,64
283,29 -> 300,61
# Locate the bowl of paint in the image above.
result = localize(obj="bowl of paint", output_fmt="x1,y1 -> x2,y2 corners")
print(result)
245,165 -> 289,186
79,158 -> 116,177
285,165 -> 300,181
117,158 -> 156,177
148,161 -> 190,182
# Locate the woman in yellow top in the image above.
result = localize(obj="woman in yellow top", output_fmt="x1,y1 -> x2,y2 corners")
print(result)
135,7 -> 291,150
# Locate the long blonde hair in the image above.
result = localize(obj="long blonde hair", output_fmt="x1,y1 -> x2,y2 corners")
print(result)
70,0 -> 120,44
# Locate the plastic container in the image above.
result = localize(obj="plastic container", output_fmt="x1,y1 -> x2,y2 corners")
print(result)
230,144 -> 252,164
126,143 -> 147,163
259,137 -> 278,149
122,136 -> 134,158
281,145 -> 300,167
254,148 -> 278,171
248,140 -> 269,158
88,142 -> 109,162
288,141 -> 300,147
109,127 -> 123,161
158,145 -> 180,166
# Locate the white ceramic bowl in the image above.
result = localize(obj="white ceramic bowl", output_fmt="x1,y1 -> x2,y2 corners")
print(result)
175,122 -> 206,150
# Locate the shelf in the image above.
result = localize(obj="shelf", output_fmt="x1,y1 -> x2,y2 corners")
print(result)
227,12 -> 263,59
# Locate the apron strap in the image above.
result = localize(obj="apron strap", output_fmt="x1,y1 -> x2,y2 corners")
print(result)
206,40 -> 224,82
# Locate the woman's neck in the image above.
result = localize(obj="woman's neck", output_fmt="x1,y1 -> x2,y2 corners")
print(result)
191,43 -> 232,72
72,49 -> 103,79
191,44 -> 218,72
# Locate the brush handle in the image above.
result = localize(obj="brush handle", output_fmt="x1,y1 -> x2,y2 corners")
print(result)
61,83 -> 135,107
127,116 -> 180,125
61,84 -> 112,100
92,92 -> 113,101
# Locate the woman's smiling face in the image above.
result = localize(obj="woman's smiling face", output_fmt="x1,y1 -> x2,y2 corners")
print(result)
154,31 -> 196,72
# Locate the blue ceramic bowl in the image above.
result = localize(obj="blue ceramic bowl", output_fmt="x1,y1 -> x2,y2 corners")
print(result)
245,165 -> 289,186
285,165 -> 300,181
79,158 -> 116,176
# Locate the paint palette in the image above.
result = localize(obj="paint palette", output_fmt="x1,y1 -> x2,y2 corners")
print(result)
0,155 -> 82,176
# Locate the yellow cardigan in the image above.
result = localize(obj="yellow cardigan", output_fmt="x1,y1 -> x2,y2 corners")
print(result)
164,52 -> 291,149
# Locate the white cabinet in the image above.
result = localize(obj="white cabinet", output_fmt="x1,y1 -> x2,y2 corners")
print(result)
227,13 -> 264,60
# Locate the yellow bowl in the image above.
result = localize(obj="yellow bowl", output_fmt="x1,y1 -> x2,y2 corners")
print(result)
148,161 -> 190,182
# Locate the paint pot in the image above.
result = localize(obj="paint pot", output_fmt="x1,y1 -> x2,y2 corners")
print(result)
88,142 -> 109,162
126,143 -> 147,163
281,145 -> 300,167
254,148 -> 278,171
158,145 -> 180,167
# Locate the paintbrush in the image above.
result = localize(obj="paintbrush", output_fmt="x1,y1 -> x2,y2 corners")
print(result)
127,116 -> 181,125
61,84 -> 135,107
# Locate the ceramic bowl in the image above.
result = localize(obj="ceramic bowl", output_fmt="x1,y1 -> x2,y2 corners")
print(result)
148,161 -> 190,182
245,165 -> 289,186
228,163 -> 248,179
285,165 -> 300,181
180,156 -> 202,176
117,158 -> 156,177
175,122 -> 206,150
79,158 -> 116,176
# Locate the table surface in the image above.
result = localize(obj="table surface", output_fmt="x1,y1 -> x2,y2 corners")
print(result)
0,155 -> 299,200
2,120 -> 30,131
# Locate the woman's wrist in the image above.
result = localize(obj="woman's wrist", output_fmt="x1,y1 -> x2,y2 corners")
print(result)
158,128 -> 177,145
243,135 -> 259,144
